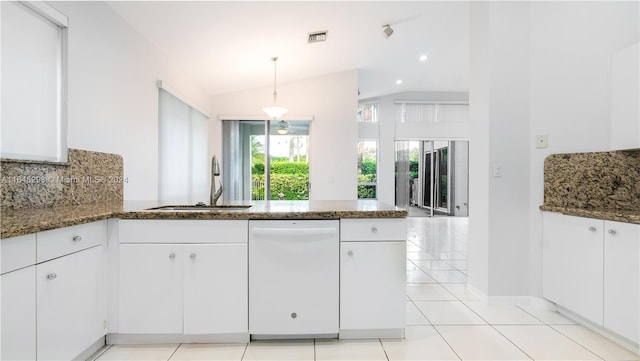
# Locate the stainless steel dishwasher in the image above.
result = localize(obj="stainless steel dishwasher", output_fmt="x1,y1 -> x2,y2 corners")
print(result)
249,220 -> 339,338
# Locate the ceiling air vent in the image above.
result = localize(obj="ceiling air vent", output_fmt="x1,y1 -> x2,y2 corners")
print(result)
308,31 -> 328,43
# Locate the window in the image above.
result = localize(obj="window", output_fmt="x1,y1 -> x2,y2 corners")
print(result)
222,119 -> 310,201
158,88 -> 208,204
1,2 -> 68,162
395,102 -> 469,124
357,102 -> 378,123
357,140 -> 378,199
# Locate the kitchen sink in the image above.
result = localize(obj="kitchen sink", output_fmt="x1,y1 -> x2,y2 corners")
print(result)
145,204 -> 252,212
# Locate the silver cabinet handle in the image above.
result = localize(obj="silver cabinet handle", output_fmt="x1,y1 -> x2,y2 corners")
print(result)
371,227 -> 378,233
190,253 -> 196,260
608,229 -> 617,235
72,235 -> 82,242
47,273 -> 57,280
347,250 -> 353,256
169,253 -> 175,260
588,226 -> 597,232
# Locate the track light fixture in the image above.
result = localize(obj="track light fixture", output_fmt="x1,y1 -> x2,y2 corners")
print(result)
382,24 -> 394,39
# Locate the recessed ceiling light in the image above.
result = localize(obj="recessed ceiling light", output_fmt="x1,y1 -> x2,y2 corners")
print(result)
396,79 -> 403,85
419,54 -> 429,62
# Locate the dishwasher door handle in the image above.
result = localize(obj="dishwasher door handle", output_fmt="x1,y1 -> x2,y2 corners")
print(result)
252,227 -> 337,238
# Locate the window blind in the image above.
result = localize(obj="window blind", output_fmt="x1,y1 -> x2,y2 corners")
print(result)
158,89 -> 208,204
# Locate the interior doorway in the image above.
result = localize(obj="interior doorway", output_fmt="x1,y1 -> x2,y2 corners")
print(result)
395,140 -> 469,217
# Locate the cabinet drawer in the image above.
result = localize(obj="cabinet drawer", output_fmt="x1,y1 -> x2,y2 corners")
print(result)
37,221 -> 106,263
119,219 -> 248,244
1,233 -> 36,274
340,218 -> 407,241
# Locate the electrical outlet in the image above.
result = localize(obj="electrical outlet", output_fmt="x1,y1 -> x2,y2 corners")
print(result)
536,134 -> 549,149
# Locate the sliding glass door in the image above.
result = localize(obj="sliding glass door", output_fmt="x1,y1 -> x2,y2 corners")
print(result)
396,139 -> 468,217
222,119 -> 310,201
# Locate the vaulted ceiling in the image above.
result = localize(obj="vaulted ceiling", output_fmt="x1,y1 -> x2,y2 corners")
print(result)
108,1 -> 469,99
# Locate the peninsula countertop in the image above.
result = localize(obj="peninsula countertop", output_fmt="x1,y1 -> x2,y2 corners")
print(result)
1,200 -> 408,239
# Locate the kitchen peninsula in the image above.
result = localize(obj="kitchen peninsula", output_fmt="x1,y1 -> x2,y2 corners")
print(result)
1,196 -> 407,360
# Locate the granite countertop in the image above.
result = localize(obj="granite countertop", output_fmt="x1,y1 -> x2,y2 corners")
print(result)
540,205 -> 640,225
0,200 -> 408,239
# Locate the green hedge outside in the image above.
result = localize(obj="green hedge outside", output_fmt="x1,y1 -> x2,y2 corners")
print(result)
252,174 -> 309,200
251,161 -> 308,175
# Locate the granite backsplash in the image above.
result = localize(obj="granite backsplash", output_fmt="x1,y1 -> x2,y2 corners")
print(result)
543,149 -> 640,211
1,149 -> 123,209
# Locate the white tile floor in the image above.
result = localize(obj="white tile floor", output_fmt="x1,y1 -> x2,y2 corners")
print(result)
94,217 -> 640,361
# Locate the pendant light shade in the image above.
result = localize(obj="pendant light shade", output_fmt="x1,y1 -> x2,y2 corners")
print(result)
263,56 -> 288,119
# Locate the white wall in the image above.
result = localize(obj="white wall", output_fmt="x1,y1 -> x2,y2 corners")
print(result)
527,1 -> 639,297
209,71 -> 359,200
360,91 -> 469,206
468,0 -> 639,299
52,2 -> 211,201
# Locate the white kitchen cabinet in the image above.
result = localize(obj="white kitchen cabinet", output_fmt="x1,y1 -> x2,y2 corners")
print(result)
340,241 -> 406,331
339,218 -> 406,338
249,220 -> 339,336
542,212 -> 603,325
117,219 -> 249,337
611,41 -> 639,150
603,220 -> 639,343
118,244 -> 183,334
1,233 -> 37,361
183,244 -> 248,334
36,245 -> 106,361
1,266 -> 36,361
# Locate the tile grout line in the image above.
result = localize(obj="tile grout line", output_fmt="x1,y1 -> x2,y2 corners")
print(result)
409,298 -> 433,326
455,295 -> 536,360
513,303 -> 606,358
413,221 -> 535,360
377,338 -> 391,361
406,225 -> 464,360
429,323 -> 463,361
166,343 -> 181,361
240,342 -> 249,361
546,324 -> 609,360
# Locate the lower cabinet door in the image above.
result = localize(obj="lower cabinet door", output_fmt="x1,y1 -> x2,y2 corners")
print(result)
340,241 -> 406,330
37,246 -> 105,361
1,266 -> 36,361
183,244 -> 248,334
119,244 -> 183,334
543,213 -> 604,325
604,221 -> 639,343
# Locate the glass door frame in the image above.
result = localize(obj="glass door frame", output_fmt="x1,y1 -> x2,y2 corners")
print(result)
220,115 -> 313,202
395,138 -> 468,217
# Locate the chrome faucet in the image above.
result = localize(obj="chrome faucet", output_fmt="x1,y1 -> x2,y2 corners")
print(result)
210,155 -> 223,206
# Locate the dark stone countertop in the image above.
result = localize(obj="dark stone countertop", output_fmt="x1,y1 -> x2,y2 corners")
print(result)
1,200 -> 407,239
540,205 -> 640,225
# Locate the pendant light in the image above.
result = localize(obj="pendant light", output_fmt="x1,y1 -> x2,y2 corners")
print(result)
262,56 -> 288,119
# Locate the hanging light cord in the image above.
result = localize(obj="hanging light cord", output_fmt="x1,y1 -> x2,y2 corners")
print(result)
271,56 -> 279,105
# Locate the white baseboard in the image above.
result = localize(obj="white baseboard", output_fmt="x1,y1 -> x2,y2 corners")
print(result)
556,306 -> 640,355
466,284 -> 488,303
107,333 -> 249,344
78,336 -> 107,361
465,285 -> 552,307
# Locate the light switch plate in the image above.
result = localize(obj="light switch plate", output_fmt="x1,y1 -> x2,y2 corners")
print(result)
536,134 -> 548,149
493,163 -> 504,178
